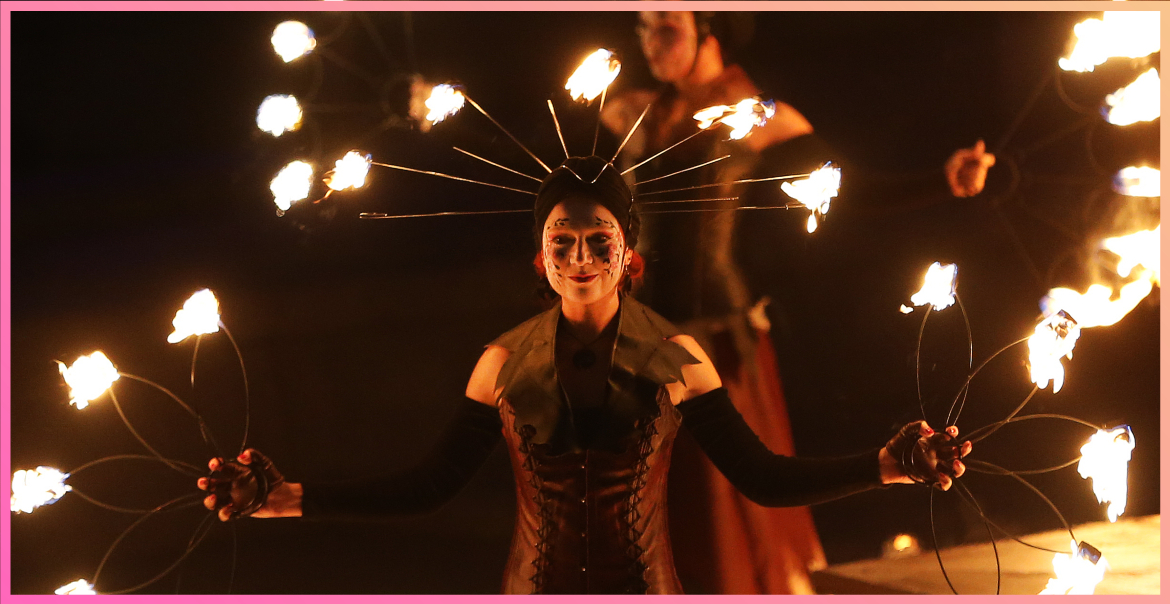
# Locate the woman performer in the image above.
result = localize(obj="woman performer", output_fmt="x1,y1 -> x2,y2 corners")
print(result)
197,155 -> 971,595
601,11 -> 996,594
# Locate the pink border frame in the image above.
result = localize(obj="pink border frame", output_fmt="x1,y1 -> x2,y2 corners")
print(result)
0,1 -> 1163,601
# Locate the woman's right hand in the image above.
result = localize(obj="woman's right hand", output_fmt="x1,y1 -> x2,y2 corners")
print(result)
196,449 -> 303,521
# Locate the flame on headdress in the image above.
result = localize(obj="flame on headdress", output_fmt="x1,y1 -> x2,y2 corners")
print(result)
256,94 -> 303,136
693,97 -> 776,140
324,151 -> 372,191
566,49 -> 621,102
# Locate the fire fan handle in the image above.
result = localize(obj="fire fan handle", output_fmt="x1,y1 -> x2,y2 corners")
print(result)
884,422 -> 970,490
206,451 -> 286,520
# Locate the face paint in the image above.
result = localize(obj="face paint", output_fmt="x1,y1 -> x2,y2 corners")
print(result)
542,197 -> 629,306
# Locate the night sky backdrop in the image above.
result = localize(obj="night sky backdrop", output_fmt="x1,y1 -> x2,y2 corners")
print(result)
8,7 -> 1160,595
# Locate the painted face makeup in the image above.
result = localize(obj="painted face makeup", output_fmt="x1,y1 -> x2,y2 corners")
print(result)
542,197 -> 630,307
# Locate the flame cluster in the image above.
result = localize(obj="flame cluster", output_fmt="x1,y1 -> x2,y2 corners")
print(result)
11,466 -> 71,514
1113,166 -> 1160,198
271,21 -> 316,63
54,579 -> 97,596
1078,426 -> 1135,523
1104,68 -> 1160,126
1058,12 -> 1159,73
56,352 -> 119,410
1040,541 -> 1109,595
167,289 -> 221,344
1026,311 -> 1081,393
566,49 -> 621,102
907,262 -> 958,311
693,97 -> 776,140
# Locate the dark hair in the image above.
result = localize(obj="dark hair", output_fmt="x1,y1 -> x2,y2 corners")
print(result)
693,12 -> 756,63
532,156 -> 643,301
532,156 -> 640,250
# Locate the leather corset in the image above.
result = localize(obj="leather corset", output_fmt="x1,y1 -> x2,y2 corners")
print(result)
489,297 -> 698,594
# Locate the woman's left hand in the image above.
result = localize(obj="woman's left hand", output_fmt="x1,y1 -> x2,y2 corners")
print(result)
879,421 -> 972,490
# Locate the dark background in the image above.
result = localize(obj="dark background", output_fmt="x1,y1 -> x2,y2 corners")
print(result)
9,8 -> 1160,595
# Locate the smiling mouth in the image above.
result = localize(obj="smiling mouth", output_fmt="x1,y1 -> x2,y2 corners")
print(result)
568,274 -> 598,284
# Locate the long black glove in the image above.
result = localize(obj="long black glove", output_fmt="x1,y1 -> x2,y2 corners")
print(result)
301,398 -> 503,519
678,387 -> 884,507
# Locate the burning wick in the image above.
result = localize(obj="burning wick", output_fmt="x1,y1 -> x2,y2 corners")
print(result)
1104,68 -> 1159,126
424,84 -> 466,126
270,160 -> 314,212
1112,166 -> 1160,198
780,162 -> 841,233
1058,11 -> 1159,73
566,48 -> 621,102
10,466 -> 71,514
256,94 -> 303,137
1077,425 -> 1134,522
324,151 -> 372,191
54,579 -> 97,596
693,97 -> 776,140
907,262 -> 958,311
1026,310 -> 1080,394
271,21 -> 316,63
1039,541 -> 1108,594
57,352 -> 120,410
168,289 -> 221,344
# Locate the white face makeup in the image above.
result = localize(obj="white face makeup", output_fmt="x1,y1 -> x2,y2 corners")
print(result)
542,197 -> 630,307
637,11 -> 700,84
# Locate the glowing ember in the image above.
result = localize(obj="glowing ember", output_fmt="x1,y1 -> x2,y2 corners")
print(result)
271,21 -> 316,63
806,214 -> 818,233
908,262 -> 958,311
11,466 -> 71,514
1103,226 -> 1160,283
54,579 -> 97,596
56,352 -> 119,410
1104,68 -> 1159,126
693,97 -> 776,140
566,48 -> 621,102
899,304 -> 914,314
1042,280 -> 1154,329
1078,425 -> 1134,522
270,160 -> 314,212
1027,311 -> 1080,394
324,151 -> 372,191
424,84 -> 465,125
168,289 -> 221,344
256,94 -> 303,136
1058,11 -> 1159,72
1113,166 -> 1160,197
781,162 -> 841,228
1039,541 -> 1108,594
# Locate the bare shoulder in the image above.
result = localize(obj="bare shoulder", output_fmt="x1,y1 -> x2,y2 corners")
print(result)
465,345 -> 511,406
664,335 -> 723,405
